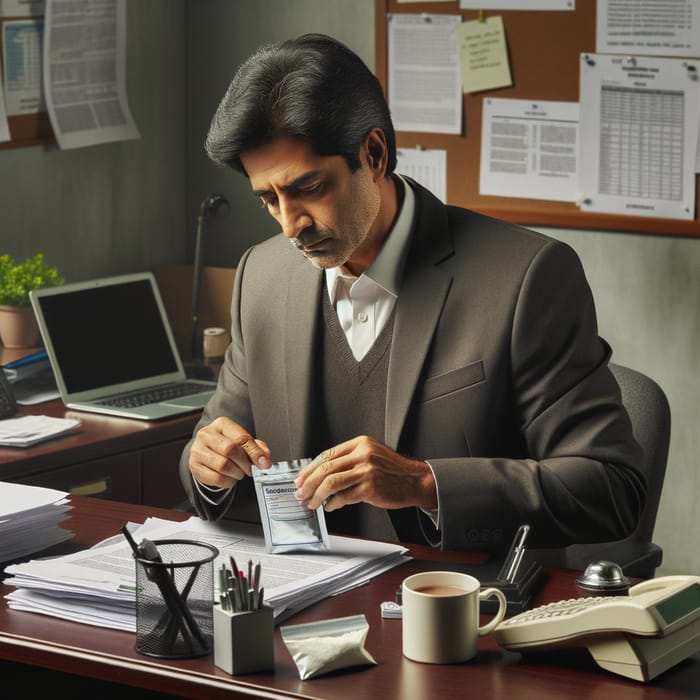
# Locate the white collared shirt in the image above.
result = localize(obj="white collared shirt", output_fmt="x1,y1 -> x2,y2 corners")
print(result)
325,175 -> 415,360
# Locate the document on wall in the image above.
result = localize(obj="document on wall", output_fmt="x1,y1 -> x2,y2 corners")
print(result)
578,54 -> 700,220
1,18 -> 45,117
43,0 -> 140,149
4,515 -> 410,631
396,147 -> 447,203
480,98 -> 579,202
460,0 -> 574,9
596,0 -> 700,57
387,13 -> 463,134
0,0 -> 45,16
0,77 -> 10,141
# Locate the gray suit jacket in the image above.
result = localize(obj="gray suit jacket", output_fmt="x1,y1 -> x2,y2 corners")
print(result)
179,181 -> 646,552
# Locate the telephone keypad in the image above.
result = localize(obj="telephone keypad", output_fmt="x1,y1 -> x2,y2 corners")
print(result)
502,596 -> 620,625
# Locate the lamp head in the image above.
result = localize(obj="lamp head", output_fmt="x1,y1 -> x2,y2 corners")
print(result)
200,193 -> 230,221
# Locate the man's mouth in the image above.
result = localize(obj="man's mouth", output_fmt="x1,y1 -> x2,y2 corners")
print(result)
293,236 -> 328,252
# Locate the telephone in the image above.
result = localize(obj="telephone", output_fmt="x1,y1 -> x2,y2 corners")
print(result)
494,575 -> 700,682
0,370 -> 17,419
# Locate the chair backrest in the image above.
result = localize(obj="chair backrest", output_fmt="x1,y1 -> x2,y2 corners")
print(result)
532,362 -> 671,577
608,362 -> 671,543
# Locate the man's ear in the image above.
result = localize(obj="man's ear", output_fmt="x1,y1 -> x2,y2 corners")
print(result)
364,128 -> 389,177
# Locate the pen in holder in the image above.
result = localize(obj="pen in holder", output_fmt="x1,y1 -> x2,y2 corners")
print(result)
122,527 -> 219,659
213,557 -> 274,674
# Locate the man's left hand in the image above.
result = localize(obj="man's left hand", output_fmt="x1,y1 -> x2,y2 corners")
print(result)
293,435 -> 438,512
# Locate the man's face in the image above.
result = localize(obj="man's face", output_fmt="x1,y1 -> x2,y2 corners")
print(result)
240,136 -> 383,273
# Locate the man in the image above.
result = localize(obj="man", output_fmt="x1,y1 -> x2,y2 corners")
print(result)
179,33 -> 645,552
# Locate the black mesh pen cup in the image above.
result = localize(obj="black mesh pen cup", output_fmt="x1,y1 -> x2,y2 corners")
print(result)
133,539 -> 219,659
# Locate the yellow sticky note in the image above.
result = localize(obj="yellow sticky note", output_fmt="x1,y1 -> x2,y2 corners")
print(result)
455,16 -> 512,94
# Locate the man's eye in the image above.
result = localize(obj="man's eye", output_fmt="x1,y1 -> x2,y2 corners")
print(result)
260,194 -> 278,209
297,182 -> 323,198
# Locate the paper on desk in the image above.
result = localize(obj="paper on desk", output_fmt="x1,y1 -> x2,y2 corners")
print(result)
0,482 -> 73,563
4,515 -> 410,631
0,415 -> 80,446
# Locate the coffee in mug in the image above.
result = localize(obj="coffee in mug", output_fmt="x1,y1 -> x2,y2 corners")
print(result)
402,570 -> 507,664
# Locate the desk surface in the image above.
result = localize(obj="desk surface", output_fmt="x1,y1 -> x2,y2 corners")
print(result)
1,497 -> 698,699
0,397 -> 199,476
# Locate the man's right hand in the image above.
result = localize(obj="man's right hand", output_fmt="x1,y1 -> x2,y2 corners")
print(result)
188,416 -> 271,489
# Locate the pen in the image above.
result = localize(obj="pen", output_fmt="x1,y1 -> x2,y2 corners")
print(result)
498,524 -> 530,584
219,557 -> 264,611
121,525 -> 208,651
2,349 -> 48,369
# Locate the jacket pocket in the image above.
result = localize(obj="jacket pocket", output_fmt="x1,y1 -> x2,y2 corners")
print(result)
420,360 -> 485,403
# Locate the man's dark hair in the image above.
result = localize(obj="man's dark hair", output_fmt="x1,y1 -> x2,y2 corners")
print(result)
205,33 -> 397,176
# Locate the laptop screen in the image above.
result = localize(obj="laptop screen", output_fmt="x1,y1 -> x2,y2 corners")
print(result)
32,275 -> 180,395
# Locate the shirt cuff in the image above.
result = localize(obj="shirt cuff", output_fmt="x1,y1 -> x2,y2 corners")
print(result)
420,460 -> 440,529
194,478 -> 232,506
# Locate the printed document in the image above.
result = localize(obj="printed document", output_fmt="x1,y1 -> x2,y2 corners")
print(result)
578,54 -> 700,220
388,13 -> 463,134
4,515 -> 410,631
480,98 -> 579,202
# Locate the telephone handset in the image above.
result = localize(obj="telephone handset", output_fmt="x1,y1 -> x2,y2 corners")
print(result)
0,370 -> 18,419
494,575 -> 700,682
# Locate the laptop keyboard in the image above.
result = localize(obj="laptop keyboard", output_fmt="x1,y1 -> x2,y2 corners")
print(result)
95,381 -> 210,408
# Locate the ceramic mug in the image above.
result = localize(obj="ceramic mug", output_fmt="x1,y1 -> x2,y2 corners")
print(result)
402,570 -> 507,664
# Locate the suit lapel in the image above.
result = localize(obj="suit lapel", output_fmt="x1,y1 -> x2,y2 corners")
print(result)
283,262 -> 323,457
279,180 -> 455,456
386,182 -> 454,449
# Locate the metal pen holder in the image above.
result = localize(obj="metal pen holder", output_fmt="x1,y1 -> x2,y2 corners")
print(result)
133,539 -> 218,659
213,604 -> 275,675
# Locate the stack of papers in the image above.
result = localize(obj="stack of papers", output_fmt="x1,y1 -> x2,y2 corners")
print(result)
4,516 -> 410,631
0,415 -> 80,447
0,482 -> 73,563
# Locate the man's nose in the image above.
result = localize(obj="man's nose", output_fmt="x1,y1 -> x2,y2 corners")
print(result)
279,199 -> 312,239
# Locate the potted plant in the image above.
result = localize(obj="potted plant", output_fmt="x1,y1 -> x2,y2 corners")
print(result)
0,253 -> 64,348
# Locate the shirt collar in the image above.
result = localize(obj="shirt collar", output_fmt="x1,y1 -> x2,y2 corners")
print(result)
326,173 -> 415,302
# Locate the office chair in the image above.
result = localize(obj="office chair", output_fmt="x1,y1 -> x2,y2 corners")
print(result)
533,362 -> 671,579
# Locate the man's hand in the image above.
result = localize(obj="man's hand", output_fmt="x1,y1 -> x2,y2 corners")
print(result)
293,436 -> 437,512
189,416 -> 271,489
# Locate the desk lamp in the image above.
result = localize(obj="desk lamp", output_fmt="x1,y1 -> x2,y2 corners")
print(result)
190,193 -> 230,366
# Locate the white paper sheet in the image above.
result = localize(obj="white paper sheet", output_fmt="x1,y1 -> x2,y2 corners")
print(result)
387,13 -> 463,134
4,515 -> 410,630
2,18 -> 45,117
0,482 -> 73,562
460,0 -> 574,9
396,147 -> 447,202
0,0 -> 45,16
596,0 -> 700,57
578,53 -> 700,220
480,98 -> 579,202
43,0 -> 139,149
0,77 -> 10,142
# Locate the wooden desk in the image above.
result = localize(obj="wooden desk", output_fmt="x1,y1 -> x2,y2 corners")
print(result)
1,496 -> 698,699
0,399 -> 199,508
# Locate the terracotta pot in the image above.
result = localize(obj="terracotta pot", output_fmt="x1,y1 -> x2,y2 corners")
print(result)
0,305 -> 42,348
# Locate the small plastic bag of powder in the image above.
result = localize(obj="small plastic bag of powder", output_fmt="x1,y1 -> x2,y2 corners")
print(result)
252,458 -> 330,554
280,614 -> 377,680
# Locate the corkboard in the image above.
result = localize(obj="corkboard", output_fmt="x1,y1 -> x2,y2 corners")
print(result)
375,0 -> 700,236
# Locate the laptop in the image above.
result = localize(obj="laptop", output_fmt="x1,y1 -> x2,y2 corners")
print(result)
30,272 -> 217,420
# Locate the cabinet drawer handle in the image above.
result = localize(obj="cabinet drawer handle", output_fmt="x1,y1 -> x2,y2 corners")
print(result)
70,477 -> 112,498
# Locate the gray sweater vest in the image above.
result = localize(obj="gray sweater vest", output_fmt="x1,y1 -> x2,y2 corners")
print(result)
316,290 -> 399,541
